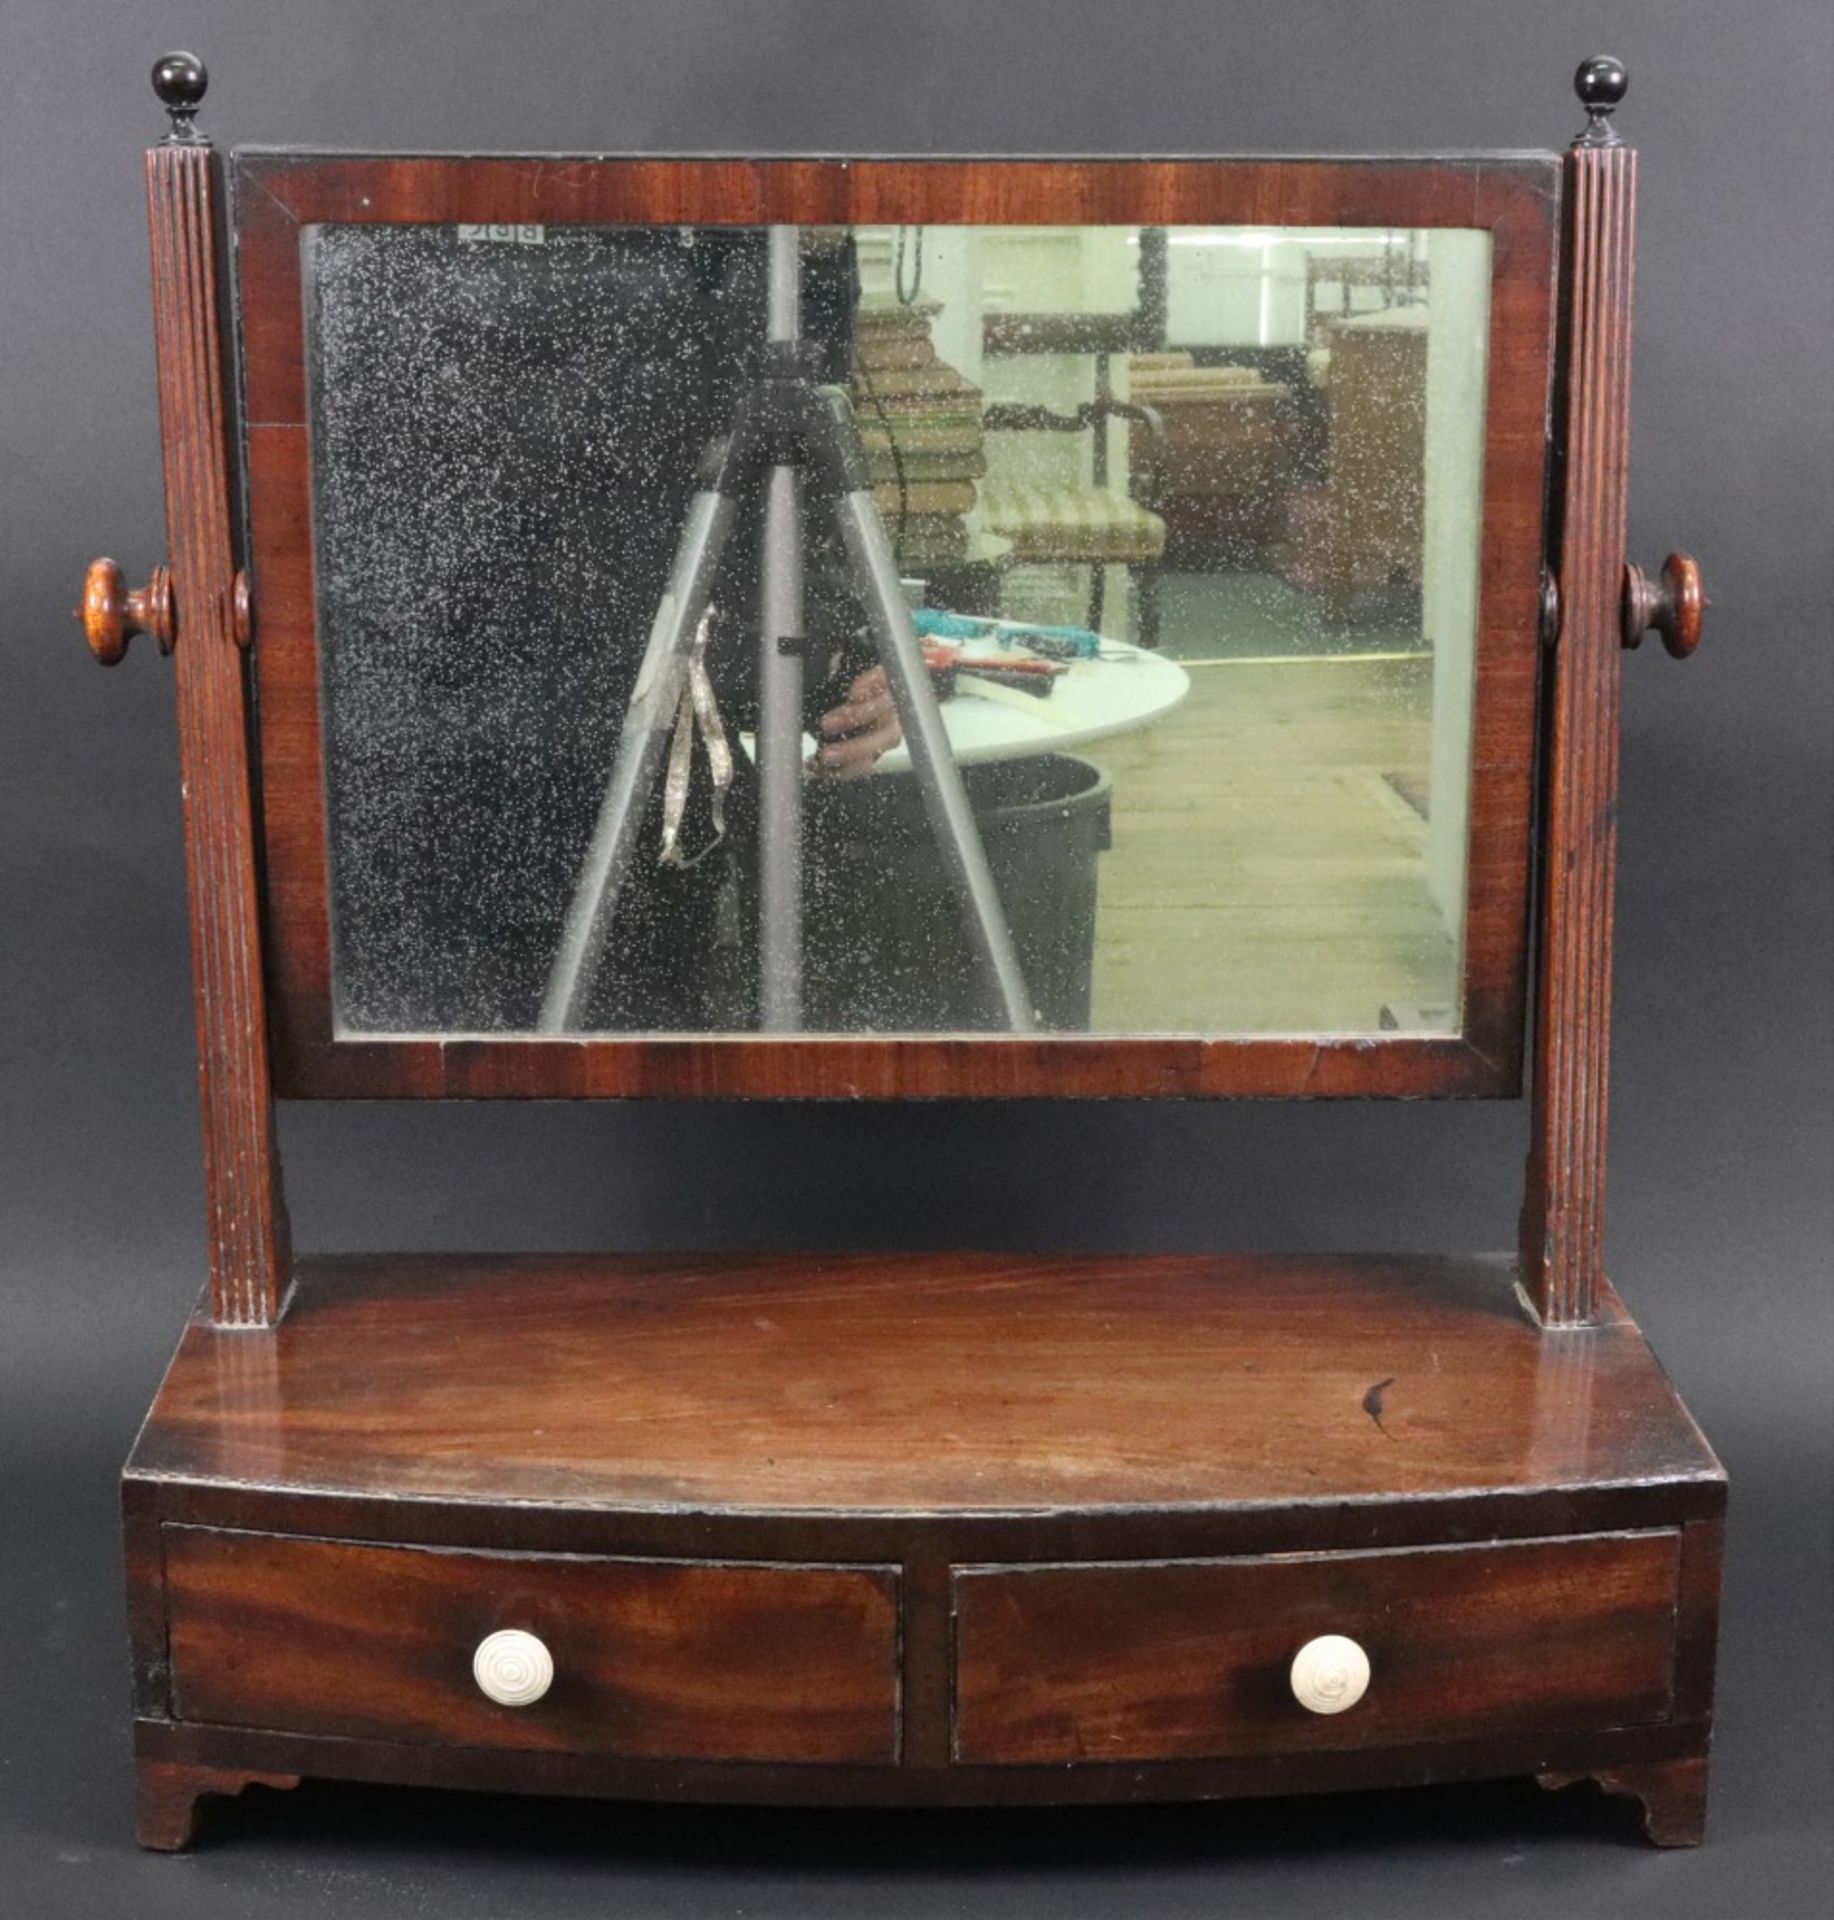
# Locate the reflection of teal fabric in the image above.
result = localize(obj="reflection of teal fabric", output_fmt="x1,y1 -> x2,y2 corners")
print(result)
911,608 -> 1102,659
912,609 -> 986,640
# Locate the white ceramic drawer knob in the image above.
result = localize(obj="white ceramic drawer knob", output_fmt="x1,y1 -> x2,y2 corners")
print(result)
472,1628 -> 554,1708
1289,1634 -> 1370,1715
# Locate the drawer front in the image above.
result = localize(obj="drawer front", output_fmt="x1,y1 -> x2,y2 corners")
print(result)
953,1532 -> 1678,1765
164,1528 -> 900,1765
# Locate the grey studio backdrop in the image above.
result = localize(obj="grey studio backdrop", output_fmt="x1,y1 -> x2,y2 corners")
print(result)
1,2 -> 1828,1916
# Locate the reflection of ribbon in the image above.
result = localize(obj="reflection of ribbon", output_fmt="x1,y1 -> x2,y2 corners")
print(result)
658,608 -> 732,870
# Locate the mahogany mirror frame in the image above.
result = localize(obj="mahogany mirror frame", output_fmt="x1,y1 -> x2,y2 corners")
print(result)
230,151 -> 1560,1103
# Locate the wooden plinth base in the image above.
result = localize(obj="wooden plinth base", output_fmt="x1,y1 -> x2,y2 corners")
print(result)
123,1250 -> 1723,1849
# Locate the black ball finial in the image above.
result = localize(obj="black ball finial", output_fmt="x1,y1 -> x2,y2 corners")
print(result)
1573,54 -> 1628,146
151,50 -> 208,142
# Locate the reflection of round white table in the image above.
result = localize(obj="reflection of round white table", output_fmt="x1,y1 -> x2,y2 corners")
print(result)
855,640 -> 1192,773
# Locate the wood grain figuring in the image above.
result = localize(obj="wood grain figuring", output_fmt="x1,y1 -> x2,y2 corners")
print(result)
1522,141 -> 1638,1325
232,152 -> 1556,1101
952,1532 -> 1679,1763
123,1251 -> 1720,1839
163,1529 -> 900,1765
126,1252 -> 1723,1527
146,139 -> 289,1324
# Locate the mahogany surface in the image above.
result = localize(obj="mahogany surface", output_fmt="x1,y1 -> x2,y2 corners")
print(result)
125,1252 -> 1722,1529
164,1530 -> 901,1764
953,1532 -> 1680,1763
1520,137 -> 1637,1325
122,1250 -> 1722,1839
231,151 -> 1556,1102
80,556 -> 174,665
131,1713 -> 1717,1826
146,134 -> 290,1325
1623,551 -> 1705,658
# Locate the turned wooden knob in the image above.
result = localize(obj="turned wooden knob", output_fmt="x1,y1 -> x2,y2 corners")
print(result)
472,1629 -> 553,1707
1623,552 -> 1704,658
80,557 -> 175,665
1289,1634 -> 1371,1715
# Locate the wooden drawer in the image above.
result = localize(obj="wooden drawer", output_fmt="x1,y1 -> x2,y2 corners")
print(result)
164,1528 -> 900,1765
953,1532 -> 1679,1765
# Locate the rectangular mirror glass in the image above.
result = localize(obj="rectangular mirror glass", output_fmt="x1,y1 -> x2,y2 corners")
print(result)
303,220 -> 1492,1039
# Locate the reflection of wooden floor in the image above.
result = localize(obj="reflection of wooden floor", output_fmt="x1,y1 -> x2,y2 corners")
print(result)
1090,656 -> 1457,1033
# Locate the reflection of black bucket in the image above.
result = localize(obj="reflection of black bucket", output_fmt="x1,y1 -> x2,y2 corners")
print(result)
804,753 -> 1113,1032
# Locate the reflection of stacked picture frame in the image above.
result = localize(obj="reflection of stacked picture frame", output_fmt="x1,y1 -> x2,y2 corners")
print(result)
1126,354 -> 1299,567
850,295 -> 986,571
1311,310 -> 1428,621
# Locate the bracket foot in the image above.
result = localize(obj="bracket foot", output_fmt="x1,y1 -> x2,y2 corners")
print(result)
136,1758 -> 300,1851
1536,1753 -> 1709,1847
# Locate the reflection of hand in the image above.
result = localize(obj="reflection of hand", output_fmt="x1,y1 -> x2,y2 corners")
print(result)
812,666 -> 901,779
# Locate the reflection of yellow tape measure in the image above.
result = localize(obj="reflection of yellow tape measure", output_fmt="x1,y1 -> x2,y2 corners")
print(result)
1182,649 -> 1433,669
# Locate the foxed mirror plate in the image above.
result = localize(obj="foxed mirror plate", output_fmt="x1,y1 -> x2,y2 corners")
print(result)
301,219 -> 1492,1041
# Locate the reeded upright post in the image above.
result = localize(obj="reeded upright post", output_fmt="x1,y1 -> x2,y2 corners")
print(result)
144,54 -> 290,1326
1521,56 -> 1638,1327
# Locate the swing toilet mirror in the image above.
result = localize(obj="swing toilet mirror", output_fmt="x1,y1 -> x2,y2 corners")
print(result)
92,57 -> 1726,1859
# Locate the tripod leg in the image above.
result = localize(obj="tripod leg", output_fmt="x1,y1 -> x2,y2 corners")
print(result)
539,488 -> 739,1033
759,460 -> 804,1030
832,489 -> 1037,1033
757,227 -> 806,1032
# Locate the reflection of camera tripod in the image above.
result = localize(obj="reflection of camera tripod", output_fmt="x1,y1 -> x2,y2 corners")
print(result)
539,227 -> 1034,1035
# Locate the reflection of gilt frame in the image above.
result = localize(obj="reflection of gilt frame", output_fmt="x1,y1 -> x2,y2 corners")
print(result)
96,53 -> 1720,1859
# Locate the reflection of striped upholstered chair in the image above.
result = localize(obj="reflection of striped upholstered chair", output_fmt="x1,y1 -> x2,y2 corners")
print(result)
978,380 -> 1168,649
